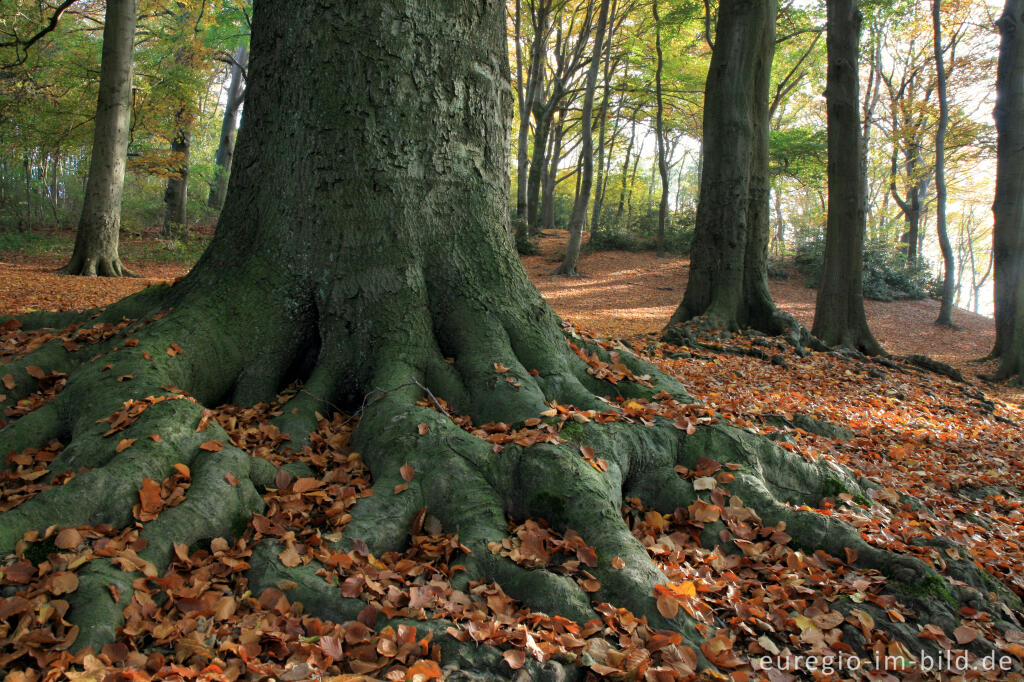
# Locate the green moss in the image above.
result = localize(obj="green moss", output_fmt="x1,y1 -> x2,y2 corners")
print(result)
893,575 -> 957,608
852,493 -> 873,508
529,491 -> 566,521
822,477 -> 850,499
23,536 -> 58,566
560,421 -> 586,444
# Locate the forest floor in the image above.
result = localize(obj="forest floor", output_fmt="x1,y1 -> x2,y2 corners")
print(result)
3,226 -> 1024,681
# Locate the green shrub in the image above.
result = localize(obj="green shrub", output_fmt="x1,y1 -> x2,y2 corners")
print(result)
795,239 -> 939,301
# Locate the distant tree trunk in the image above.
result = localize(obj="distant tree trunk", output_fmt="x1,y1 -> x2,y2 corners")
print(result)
589,5 -> 618,240
811,0 -> 882,354
993,0 -> 1024,378
614,105 -> 639,224
541,113 -> 565,230
933,0 -> 955,327
557,0 -> 610,276
663,0 -> 788,336
515,0 -> 549,246
653,0 -> 669,257
208,46 -> 248,210
59,0 -> 137,277
161,121 -> 191,237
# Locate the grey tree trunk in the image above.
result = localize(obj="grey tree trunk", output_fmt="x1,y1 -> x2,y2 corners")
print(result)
993,0 -> 1024,377
589,3 -> 618,240
540,112 -> 565,230
59,0 -> 137,277
811,0 -> 882,354
664,0 -> 786,335
208,46 -> 248,210
932,0 -> 955,327
557,0 -> 610,276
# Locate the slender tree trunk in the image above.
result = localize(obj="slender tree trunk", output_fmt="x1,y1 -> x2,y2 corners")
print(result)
208,46 -> 248,210
993,0 -> 1024,376
933,0 -> 955,326
811,0 -> 882,354
653,0 -> 669,257
557,0 -> 610,276
664,0 -> 786,334
541,113 -> 564,230
614,105 -> 639,224
589,6 -> 617,240
59,0 -> 137,276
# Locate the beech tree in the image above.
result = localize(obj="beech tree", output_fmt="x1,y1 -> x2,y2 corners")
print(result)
811,0 -> 883,354
1,0 -> 1016,674
663,0 -> 794,337
58,0 -> 137,277
993,0 -> 1024,378
207,45 -> 248,210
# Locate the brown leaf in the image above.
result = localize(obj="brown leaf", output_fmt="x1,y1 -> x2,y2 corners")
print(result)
54,528 -> 82,550
400,463 -> 415,482
278,545 -> 302,567
503,650 -> 526,670
172,462 -> 190,478
115,438 -> 136,453
149,433 -> 163,443
199,439 -> 223,452
954,625 -> 978,645
49,571 -> 79,595
2,373 -> 15,390
656,594 -> 679,619
224,472 -> 238,485
394,483 -> 409,494
417,423 -> 429,435
320,634 -> 344,660
25,365 -> 45,379
611,556 -> 625,570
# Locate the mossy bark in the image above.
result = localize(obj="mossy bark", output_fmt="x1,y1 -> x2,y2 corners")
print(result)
2,0 -> 1018,675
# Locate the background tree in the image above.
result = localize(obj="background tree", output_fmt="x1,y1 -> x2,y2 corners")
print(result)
811,0 -> 883,354
932,0 -> 954,327
663,0 -> 791,337
58,0 -> 138,277
207,45 -> 247,210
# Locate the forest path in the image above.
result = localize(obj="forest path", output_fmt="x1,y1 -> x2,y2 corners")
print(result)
525,230 -> 1008,396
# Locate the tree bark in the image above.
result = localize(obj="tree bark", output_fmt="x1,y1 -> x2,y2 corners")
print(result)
664,0 -> 788,336
993,0 -> 1024,376
208,45 -> 248,210
557,0 -> 610,276
811,0 -> 882,354
59,0 -> 137,277
932,0 -> 955,327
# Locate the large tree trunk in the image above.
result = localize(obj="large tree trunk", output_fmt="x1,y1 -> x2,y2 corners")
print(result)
663,0 -> 789,337
811,0 -> 883,354
208,46 -> 248,210
933,0 -> 955,327
58,0 -> 137,277
557,0 -> 610,276
2,0 -> 1016,676
994,0 -> 1024,376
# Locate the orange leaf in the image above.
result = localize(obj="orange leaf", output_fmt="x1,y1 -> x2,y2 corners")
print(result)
116,438 -> 136,453
400,463 -> 415,482
224,472 -> 238,485
503,650 -> 526,670
417,423 -> 429,435
611,556 -> 625,570
406,660 -> 442,679
199,440 -> 223,452
149,433 -> 163,443
172,463 -> 190,478
139,478 -> 162,514
656,594 -> 679,619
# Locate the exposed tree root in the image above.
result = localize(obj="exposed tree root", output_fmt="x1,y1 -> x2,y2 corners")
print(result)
2,289 -> 1021,678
